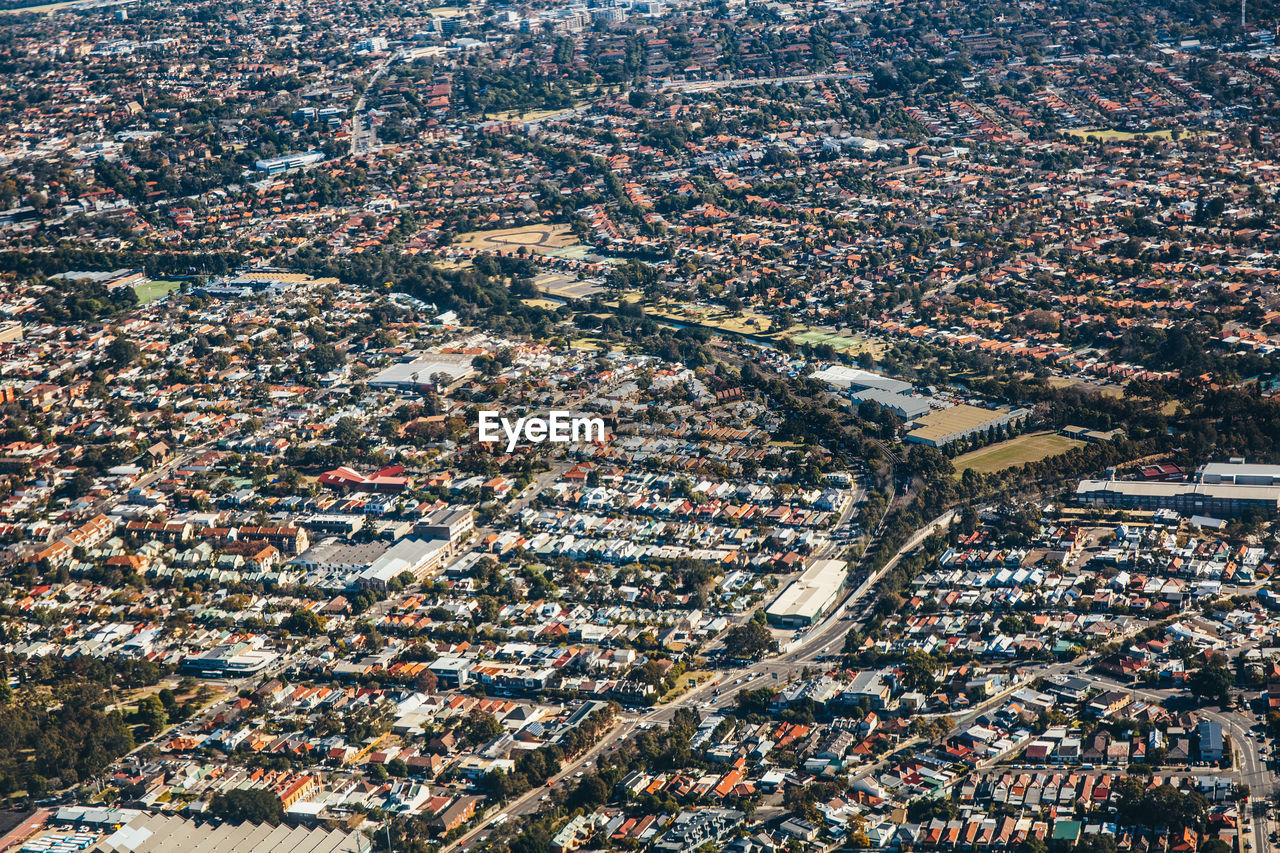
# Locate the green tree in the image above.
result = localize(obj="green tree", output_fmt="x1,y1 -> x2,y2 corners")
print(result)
465,711 -> 504,745
284,609 -> 325,636
107,335 -> 140,367
1074,834 -> 1118,853
1189,663 -> 1232,704
209,788 -> 283,824
723,612 -> 777,659
568,773 -> 608,810
135,695 -> 168,736
900,649 -> 941,692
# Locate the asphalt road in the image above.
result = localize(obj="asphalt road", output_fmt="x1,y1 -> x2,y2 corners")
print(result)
443,503 -> 952,851
1089,673 -> 1275,853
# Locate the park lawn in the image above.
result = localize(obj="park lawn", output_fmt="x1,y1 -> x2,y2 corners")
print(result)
786,327 -> 882,356
651,302 -> 775,335
658,670 -> 713,704
493,107 -> 573,122
0,0 -> 100,14
953,431 -> 1085,476
455,223 -> 578,256
1045,376 -> 1125,399
521,298 -> 562,310
1063,127 -> 1192,142
133,280 -> 180,303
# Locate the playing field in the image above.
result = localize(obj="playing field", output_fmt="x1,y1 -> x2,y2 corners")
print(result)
133,280 -> 180,303
655,303 -> 774,336
789,328 -> 876,354
425,5 -> 466,17
1063,127 -> 1189,142
953,431 -> 1084,475
0,0 -> 119,15
456,224 -> 579,257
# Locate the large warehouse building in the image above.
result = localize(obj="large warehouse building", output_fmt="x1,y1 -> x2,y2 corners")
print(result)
905,404 -> 1030,447
1075,478 -> 1280,518
91,813 -> 369,853
1196,461 -> 1280,486
370,351 -> 476,391
765,558 -> 849,628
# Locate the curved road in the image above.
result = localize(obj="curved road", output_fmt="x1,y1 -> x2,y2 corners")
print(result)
445,508 -> 957,851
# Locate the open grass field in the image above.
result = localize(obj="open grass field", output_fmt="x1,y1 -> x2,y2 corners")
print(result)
424,4 -> 466,17
788,327 -> 880,355
133,280 -> 180,304
520,298 -> 563,310
652,303 -> 775,335
0,0 -> 121,14
954,430 -> 1085,476
569,337 -> 610,352
1046,376 -> 1125,399
456,223 -> 579,257
493,107 -> 571,122
533,272 -> 602,300
1063,127 -> 1190,142
659,670 -> 713,704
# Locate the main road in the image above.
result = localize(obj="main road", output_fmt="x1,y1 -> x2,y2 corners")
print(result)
350,58 -> 391,156
1088,673 -> 1275,853
444,507 -> 954,851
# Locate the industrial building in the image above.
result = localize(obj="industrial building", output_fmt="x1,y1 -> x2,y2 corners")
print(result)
355,536 -> 450,590
253,151 -> 324,174
811,366 -> 934,421
91,813 -> 369,853
180,640 -> 278,677
1075,478 -> 1280,517
369,352 -> 476,391
765,558 -> 849,628
1196,461 -> 1280,486
810,366 -> 912,395
850,387 -> 932,419
413,506 -> 475,551
904,404 -> 1029,447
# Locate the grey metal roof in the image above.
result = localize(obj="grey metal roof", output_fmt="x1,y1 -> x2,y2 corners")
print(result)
93,814 -> 369,853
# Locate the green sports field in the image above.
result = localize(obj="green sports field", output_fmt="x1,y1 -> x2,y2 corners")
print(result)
789,328 -> 875,353
953,431 -> 1084,475
133,280 -> 180,303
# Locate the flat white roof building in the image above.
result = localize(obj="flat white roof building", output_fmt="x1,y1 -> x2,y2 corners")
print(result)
1076,478 -> 1280,517
1197,461 -> 1280,486
370,352 -> 476,391
765,558 -> 848,627
356,536 -> 449,590
809,365 -> 913,395
92,813 -> 369,853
